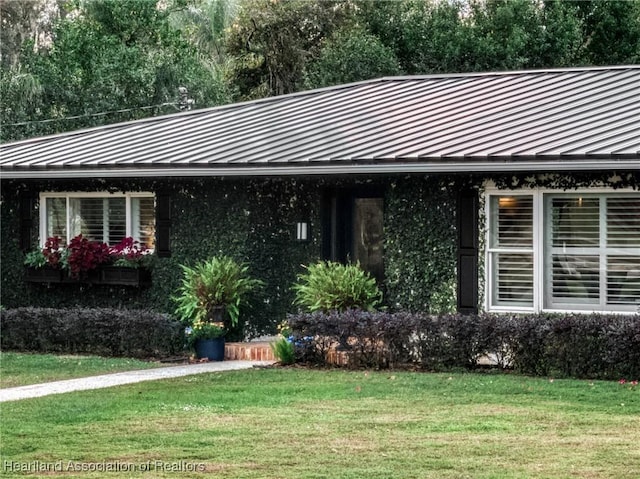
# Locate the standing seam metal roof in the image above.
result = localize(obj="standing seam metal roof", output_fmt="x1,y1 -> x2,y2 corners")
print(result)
1,66 -> 639,178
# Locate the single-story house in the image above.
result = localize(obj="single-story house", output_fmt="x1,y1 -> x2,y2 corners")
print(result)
1,65 -> 639,336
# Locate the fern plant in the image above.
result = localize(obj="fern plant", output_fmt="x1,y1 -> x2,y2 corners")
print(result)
173,256 -> 262,330
292,261 -> 382,312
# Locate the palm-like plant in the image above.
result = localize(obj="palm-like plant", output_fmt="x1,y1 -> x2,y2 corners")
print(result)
293,261 -> 382,313
174,256 -> 262,331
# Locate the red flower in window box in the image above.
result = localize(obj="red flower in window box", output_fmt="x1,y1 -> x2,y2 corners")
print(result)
42,236 -> 64,269
25,235 -> 153,285
109,237 -> 149,267
66,235 -> 111,279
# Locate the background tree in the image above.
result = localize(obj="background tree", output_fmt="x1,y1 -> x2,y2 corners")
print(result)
1,0 -> 230,142
530,0 -> 585,67
464,0 -> 578,70
355,0 -> 469,74
357,0 -> 587,74
3,0 -> 640,142
225,0 -> 354,99
0,0 -> 64,70
304,27 -> 401,88
572,0 -> 640,65
170,0 -> 238,61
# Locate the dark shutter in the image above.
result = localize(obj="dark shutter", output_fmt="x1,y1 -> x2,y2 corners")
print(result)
457,189 -> 479,313
320,193 -> 333,260
320,190 -> 351,263
155,192 -> 172,257
19,194 -> 36,251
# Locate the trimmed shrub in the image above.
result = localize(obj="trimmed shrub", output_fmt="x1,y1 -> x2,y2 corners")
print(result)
0,307 -> 185,359
287,311 -> 640,379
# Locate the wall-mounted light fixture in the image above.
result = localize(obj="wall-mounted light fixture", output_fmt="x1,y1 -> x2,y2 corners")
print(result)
295,222 -> 309,241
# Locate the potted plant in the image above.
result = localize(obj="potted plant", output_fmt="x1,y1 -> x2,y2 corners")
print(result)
185,320 -> 227,361
173,256 -> 262,361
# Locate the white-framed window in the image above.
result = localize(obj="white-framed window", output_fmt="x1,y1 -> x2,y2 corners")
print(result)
486,188 -> 640,313
39,192 -> 155,249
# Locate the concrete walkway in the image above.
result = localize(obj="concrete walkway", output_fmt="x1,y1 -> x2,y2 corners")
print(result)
0,360 -> 274,403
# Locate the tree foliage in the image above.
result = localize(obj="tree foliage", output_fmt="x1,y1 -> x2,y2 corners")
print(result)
572,0 -> 640,65
224,0 -> 640,99
2,0 -> 639,142
0,0 -> 63,70
1,0 -> 230,142
357,0 -> 588,73
225,0 -> 354,99
170,0 -> 238,60
304,27 -> 400,88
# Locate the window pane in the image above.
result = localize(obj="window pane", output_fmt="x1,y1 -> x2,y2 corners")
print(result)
492,253 -> 533,306
490,196 -> 533,247
551,254 -> 600,304
107,199 -> 126,245
69,197 -> 126,245
46,198 -> 67,243
353,198 -> 384,283
607,197 -> 640,248
132,197 -> 155,249
550,197 -> 599,248
607,256 -> 640,306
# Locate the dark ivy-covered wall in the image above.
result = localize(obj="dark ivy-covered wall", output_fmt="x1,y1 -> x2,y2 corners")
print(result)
1,175 -> 466,337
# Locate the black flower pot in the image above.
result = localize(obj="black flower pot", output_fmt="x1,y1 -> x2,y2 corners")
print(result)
195,337 -> 225,361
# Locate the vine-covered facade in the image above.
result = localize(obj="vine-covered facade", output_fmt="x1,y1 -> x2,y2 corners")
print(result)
1,175 -> 469,337
2,67 -> 639,336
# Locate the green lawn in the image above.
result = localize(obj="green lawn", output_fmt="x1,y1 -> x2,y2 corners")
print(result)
0,352 -> 162,388
1,368 -> 639,478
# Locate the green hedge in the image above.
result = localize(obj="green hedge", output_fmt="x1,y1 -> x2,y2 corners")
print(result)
288,311 -> 640,380
0,307 -> 185,358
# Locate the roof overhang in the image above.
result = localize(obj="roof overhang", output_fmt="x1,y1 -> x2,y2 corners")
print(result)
2,158 -> 638,179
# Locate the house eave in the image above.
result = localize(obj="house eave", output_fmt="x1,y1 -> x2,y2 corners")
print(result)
2,159 -> 638,179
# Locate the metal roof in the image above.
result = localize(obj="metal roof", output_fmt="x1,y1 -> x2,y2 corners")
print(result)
1,66 -> 639,179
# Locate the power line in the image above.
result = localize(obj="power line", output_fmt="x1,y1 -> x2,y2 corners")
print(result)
3,101 -> 181,127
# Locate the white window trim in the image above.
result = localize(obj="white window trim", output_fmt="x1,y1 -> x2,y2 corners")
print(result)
484,185 -> 639,314
485,191 -> 536,313
39,191 -> 154,247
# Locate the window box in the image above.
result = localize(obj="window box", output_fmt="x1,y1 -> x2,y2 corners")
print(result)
99,266 -> 152,287
25,265 -> 151,287
24,266 -> 64,283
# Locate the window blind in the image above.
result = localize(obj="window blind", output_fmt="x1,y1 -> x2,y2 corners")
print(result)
606,197 -> 640,306
132,197 -> 155,249
70,197 -> 126,245
546,194 -> 640,310
43,194 -> 155,249
489,196 -> 534,307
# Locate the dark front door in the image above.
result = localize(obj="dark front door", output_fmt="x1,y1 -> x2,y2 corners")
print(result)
321,189 -> 384,283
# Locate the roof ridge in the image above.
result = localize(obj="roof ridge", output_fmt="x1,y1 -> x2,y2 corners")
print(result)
379,64 -> 640,81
